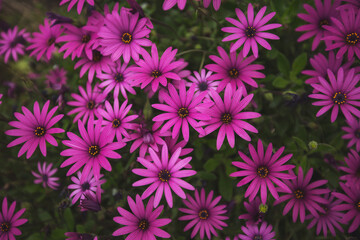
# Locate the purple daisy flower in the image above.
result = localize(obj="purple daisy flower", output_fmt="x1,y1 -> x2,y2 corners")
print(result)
131,44 -> 182,92
306,193 -> 344,237
98,98 -> 138,142
45,67 -> 67,91
0,197 -> 27,240
163,0 -> 187,10
98,7 -> 152,63
178,188 -> 228,239
341,0 -> 360,9
323,7 -> 360,60
296,0 -> 340,51
197,84 -> 261,150
97,60 -> 135,99
113,195 -> 171,239
0,26 -> 29,63
205,46 -> 265,94
274,167 -> 330,223
309,68 -> 360,122
67,83 -> 106,123
65,232 -> 96,240
5,100 -> 64,159
186,69 -> 219,99
332,183 -> 360,233
132,144 -> 196,208
152,81 -> 209,142
230,139 -> 295,204
238,197 -> 265,225
239,222 -> 275,240
222,3 -> 281,58
27,19 -> 63,61
339,149 -> 360,186
79,186 -> 102,212
68,170 -> 106,205
31,162 -> 60,190
196,0 -> 221,11
59,0 -> 94,14
342,116 -> 360,151
60,118 -> 125,181
164,135 -> 193,157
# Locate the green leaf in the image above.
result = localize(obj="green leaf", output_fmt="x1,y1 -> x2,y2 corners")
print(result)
292,136 -> 308,152
316,143 -> 336,153
272,76 -> 289,89
197,171 -> 217,181
64,208 -> 75,231
27,233 -> 42,240
277,53 -> 290,75
37,208 -> 52,222
292,53 -> 307,75
204,158 -> 220,172
219,172 -> 233,201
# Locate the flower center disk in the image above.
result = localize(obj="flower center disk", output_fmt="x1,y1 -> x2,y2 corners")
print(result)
319,19 -> 329,27
34,126 -> 46,137
87,100 -> 95,109
82,34 -> 90,43
114,73 -> 124,83
178,107 -> 189,118
294,189 -> 304,199
346,32 -> 359,45
92,50 -> 102,62
0,222 -> 9,232
158,169 -> 171,182
151,70 -> 161,78
47,37 -> 55,46
228,68 -> 239,78
332,92 -> 347,105
198,209 -> 209,220
198,81 -> 208,91
138,219 -> 149,230
245,26 -> 256,37
121,32 -> 132,44
112,119 -> 121,128
221,113 -> 232,124
257,166 -> 269,178
254,236 -> 263,240
88,145 -> 100,156
81,182 -> 90,191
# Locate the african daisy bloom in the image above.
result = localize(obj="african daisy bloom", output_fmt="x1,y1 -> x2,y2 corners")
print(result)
60,118 -> 125,181
59,0 -> 94,14
152,82 -> 210,142
131,44 -> 182,92
45,67 -> 67,90
79,186 -> 102,212
27,19 -> 63,61
5,100 -> 64,159
0,197 -> 27,240
65,232 -> 96,240
309,68 -> 360,122
273,167 -> 330,223
31,162 -> 60,190
205,46 -> 265,94
222,3 -> 281,58
238,197 -> 265,225
239,222 -> 275,240
342,116 -> 360,151
332,183 -> 360,233
0,26 -> 29,63
67,83 -> 106,123
132,144 -> 196,208
197,84 -> 261,150
306,193 -> 344,237
97,60 -> 135,99
98,98 -> 138,142
230,139 -> 295,204
186,69 -> 219,99
323,7 -> 360,60
113,195 -> 171,239
178,188 -> 228,239
98,7 -> 152,63
296,0 -> 340,51
339,149 -> 360,186
163,0 -> 187,10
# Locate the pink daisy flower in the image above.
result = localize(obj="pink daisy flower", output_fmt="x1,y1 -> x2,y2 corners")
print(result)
98,7 -> 152,63
0,197 -> 27,240
68,170 -> 106,204
197,84 -> 261,150
113,195 -> 171,239
45,67 -> 67,91
60,118 -> 125,181
309,68 -> 360,122
238,197 -> 265,225
5,100 -> 64,159
163,0 -> 187,10
222,3 -> 281,58
131,44 -> 182,92
196,0 -> 221,11
67,83 -> 106,123
339,149 -> 360,186
230,139 -> 295,204
306,193 -> 344,237
178,188 -> 228,239
98,98 -> 138,142
152,81 -> 210,142
27,19 -> 63,61
59,0 -> 94,14
296,0 -> 340,51
205,46 -> 265,94
186,69 -> 219,99
65,232 -> 96,240
132,144 -> 196,208
31,162 -> 60,190
323,7 -> 360,60
340,0 -> 360,9
164,135 -> 193,157
79,186 -> 102,212
0,26 -> 29,63
239,222 -> 275,240
97,60 -> 135,99
342,116 -> 360,151
332,183 -> 360,233
174,58 -> 191,80
274,167 -> 330,223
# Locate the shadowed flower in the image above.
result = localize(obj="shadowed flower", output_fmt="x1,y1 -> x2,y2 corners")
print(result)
186,69 -> 219,99
0,197 -> 27,240
0,26 -> 29,63
5,100 -> 64,159
339,149 -> 360,186
222,3 -> 281,58
178,188 -> 228,239
239,222 -> 275,240
45,67 -> 67,90
79,187 -> 102,212
342,116 -> 360,151
59,0 -> 94,14
238,197 -> 265,225
31,162 -> 60,190
65,232 -> 95,240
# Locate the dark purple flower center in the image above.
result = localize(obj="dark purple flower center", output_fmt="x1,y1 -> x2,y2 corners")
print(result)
151,70 -> 161,78
81,182 -> 90,191
114,73 -> 124,83
177,107 -> 189,118
158,169 -> 171,182
82,34 -> 90,43
198,209 -> 209,220
0,222 -> 10,232
88,145 -> 100,156
294,189 -> 304,199
245,26 -> 256,38
138,219 -> 149,230
228,68 -> 239,78
92,50 -> 102,62
257,166 -> 269,178
47,37 -> 55,46
357,201 -> 360,210
112,119 -> 121,128
221,113 -> 232,124
87,100 -> 95,109
34,126 -> 46,137
42,174 -> 48,182
198,81 -> 208,91
253,236 -> 263,240
143,132 -> 154,144
10,36 -> 26,48
346,32 -> 359,45
332,91 -> 347,105
319,19 -> 329,27
122,32 -> 132,44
